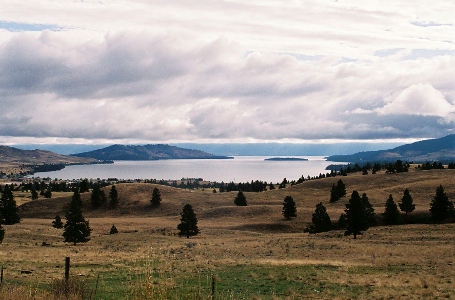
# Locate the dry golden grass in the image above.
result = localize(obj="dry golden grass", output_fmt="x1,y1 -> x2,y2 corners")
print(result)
3,168 -> 455,299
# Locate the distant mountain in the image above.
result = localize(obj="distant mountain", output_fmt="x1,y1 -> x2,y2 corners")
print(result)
326,134 -> 455,163
72,144 -> 232,161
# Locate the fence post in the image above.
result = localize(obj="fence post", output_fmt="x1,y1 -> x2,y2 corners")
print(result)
65,257 -> 70,281
1,265 -> 3,284
212,275 -> 215,300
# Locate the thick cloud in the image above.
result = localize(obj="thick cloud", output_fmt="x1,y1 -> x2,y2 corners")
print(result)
0,0 -> 454,144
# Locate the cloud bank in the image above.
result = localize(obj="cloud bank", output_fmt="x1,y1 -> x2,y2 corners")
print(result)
0,0 -> 454,144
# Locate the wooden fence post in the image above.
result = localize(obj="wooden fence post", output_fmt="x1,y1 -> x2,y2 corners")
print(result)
65,257 -> 70,281
1,265 -> 3,284
212,275 -> 215,300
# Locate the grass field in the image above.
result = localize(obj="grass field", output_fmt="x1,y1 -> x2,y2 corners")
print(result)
2,168 -> 455,299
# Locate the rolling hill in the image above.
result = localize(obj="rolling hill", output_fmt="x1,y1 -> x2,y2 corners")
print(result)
326,134 -> 455,163
72,144 -> 232,160
0,145 -> 99,172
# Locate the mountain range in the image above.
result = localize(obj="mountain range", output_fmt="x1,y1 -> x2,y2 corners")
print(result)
72,144 -> 232,160
325,134 -> 455,163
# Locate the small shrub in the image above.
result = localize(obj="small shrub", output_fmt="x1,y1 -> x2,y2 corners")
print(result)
110,225 -> 118,234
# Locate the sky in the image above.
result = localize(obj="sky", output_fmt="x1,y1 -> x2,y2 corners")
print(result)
0,0 -> 454,146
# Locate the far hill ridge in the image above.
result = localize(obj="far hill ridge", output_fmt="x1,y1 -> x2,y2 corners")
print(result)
326,134 -> 455,163
72,144 -> 232,161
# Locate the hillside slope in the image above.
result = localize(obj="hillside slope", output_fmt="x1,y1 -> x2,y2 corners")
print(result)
72,144 -> 232,160
18,168 -> 455,233
326,134 -> 455,163
0,146 -> 99,165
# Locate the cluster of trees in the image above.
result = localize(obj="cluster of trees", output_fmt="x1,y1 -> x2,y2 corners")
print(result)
305,183 -> 454,238
218,180 -> 269,193
419,161 -> 445,170
329,179 -> 347,203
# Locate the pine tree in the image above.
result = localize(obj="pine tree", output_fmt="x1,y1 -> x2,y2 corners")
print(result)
282,196 -> 297,220
0,185 -> 20,225
72,188 -> 83,208
336,179 -> 347,199
31,189 -> 39,200
52,215 -> 64,229
382,194 -> 401,225
0,212 -> 4,243
79,179 -> 90,193
399,188 -> 415,215
109,185 -> 119,208
430,185 -> 453,223
330,179 -> 347,203
151,187 -> 161,206
177,204 -> 199,238
234,191 -> 247,206
0,223 -> 4,244
308,202 -> 332,233
279,178 -> 288,189
44,186 -> 52,198
330,184 -> 339,203
338,213 -> 347,229
109,225 -> 118,234
344,191 -> 369,239
63,190 -> 91,245
361,193 -> 376,226
90,184 -> 107,208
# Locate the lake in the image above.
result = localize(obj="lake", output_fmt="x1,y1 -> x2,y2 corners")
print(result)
31,156 -> 334,183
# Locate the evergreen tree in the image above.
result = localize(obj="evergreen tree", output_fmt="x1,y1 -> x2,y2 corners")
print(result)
219,182 -> 226,193
282,196 -> 297,220
430,185 -> 453,223
177,204 -> 199,238
234,191 -> 247,206
344,191 -> 369,239
336,179 -> 347,199
63,190 -> 91,245
52,215 -> 64,229
0,223 -> 4,244
0,185 -> 20,225
79,179 -> 90,193
0,213 -> 4,243
109,185 -> 119,208
338,213 -> 347,229
399,188 -> 415,215
72,188 -> 83,208
31,189 -> 39,200
151,187 -> 161,206
90,184 -> 107,208
330,179 -> 347,203
279,178 -> 288,189
308,202 -> 332,233
109,225 -> 118,234
382,194 -> 401,225
269,182 -> 275,190
330,184 -> 339,203
361,193 -> 376,226
44,186 -> 52,198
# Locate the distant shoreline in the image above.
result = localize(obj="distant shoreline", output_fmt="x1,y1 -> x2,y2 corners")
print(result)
264,157 -> 308,161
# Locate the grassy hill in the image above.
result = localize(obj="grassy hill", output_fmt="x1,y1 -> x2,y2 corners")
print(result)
19,167 -> 455,231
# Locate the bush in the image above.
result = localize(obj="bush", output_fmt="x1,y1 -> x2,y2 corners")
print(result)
110,224 -> 118,234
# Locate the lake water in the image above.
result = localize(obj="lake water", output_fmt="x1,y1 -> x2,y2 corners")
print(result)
31,156 -> 334,183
